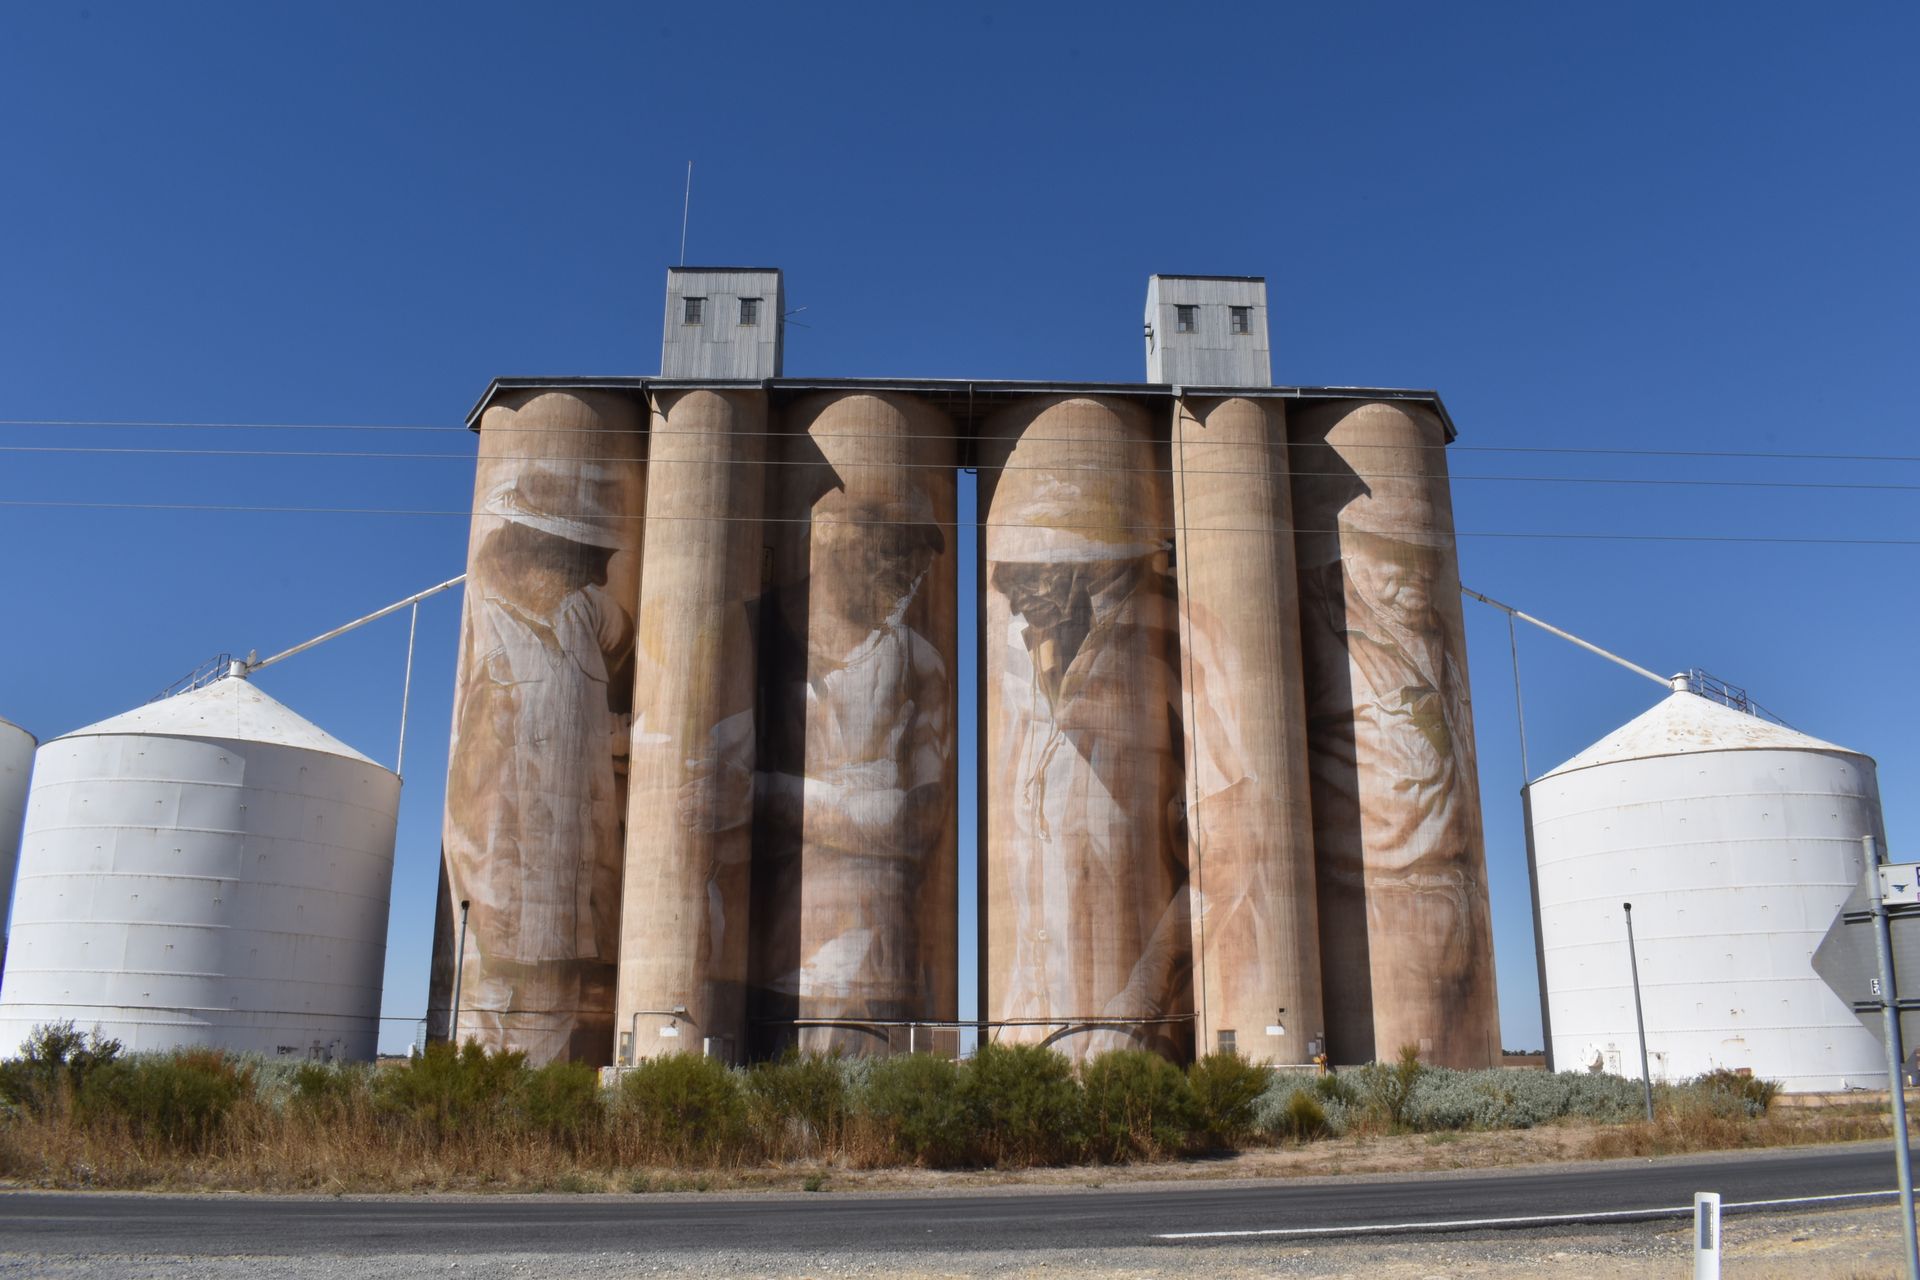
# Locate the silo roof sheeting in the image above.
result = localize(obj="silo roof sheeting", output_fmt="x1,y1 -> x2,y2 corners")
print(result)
1535,691 -> 1865,782
59,676 -> 384,769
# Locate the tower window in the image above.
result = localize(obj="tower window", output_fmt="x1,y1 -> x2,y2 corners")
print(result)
1175,304 -> 1197,333
684,296 -> 705,325
1231,305 -> 1251,335
739,297 -> 761,326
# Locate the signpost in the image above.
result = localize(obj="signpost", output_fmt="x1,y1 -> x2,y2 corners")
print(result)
1813,837 -> 1919,1280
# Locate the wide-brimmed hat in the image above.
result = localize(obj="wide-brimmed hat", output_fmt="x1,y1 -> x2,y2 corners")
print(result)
481,461 -> 629,549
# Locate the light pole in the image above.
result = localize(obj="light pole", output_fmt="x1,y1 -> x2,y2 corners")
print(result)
1623,902 -> 1655,1122
1864,835 -> 1919,1280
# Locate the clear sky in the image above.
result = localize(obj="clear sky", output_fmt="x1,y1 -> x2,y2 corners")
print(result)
1,3 -> 1913,1055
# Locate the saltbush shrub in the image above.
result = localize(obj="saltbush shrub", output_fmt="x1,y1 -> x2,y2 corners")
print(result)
1187,1052 -> 1270,1145
619,1052 -> 745,1162
374,1041 -> 529,1141
961,1043 -> 1085,1166
859,1051 -> 968,1167
1081,1049 -> 1195,1161
745,1052 -> 848,1155
80,1047 -> 253,1149
522,1060 -> 604,1144
0,1022 -> 121,1117
1681,1069 -> 1780,1119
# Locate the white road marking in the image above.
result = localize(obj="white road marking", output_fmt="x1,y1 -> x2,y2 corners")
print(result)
1154,1188 -> 1899,1240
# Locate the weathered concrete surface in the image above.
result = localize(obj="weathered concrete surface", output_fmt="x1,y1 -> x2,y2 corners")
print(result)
617,389 -> 767,1064
432,388 -> 646,1065
754,392 -> 958,1056
1171,395 -> 1323,1065
1290,398 -> 1500,1068
980,396 -> 1190,1062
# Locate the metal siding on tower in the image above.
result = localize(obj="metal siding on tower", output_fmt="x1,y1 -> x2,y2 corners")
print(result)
980,396 -> 1191,1062
1171,396 -> 1323,1064
432,388 -> 647,1064
0,679 -> 398,1059
754,391 -> 958,1055
618,388 -> 767,1064
0,717 -> 33,979
1529,691 -> 1889,1091
1289,398 -> 1500,1067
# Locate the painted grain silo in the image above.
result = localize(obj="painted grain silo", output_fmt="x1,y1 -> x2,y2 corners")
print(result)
1290,398 -> 1501,1068
1171,395 -> 1323,1065
980,395 -> 1191,1063
1527,682 -> 1888,1091
0,716 -> 34,979
753,391 -> 958,1057
0,672 -> 399,1060
617,387 -> 768,1066
431,387 -> 647,1066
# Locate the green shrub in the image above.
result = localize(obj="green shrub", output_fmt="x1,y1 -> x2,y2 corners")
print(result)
619,1053 -> 745,1162
286,1060 -> 370,1118
858,1052 -> 968,1167
1352,1044 -> 1425,1131
0,1021 -> 121,1116
374,1041 -> 529,1141
1187,1052 -> 1270,1145
1080,1049 -> 1195,1161
522,1060 -> 604,1143
1680,1069 -> 1781,1119
1260,1088 -> 1328,1141
960,1043 -> 1085,1167
745,1052 -> 848,1154
80,1047 -> 254,1149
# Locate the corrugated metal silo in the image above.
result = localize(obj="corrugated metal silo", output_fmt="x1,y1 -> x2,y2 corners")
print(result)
0,716 -> 34,979
980,395 -> 1190,1063
0,674 -> 399,1059
618,388 -> 767,1065
432,388 -> 647,1065
1171,396 -> 1323,1064
1290,398 -> 1500,1067
1528,686 -> 1888,1091
754,391 -> 958,1056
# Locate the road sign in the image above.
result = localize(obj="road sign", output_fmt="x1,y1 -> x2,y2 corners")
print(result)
1812,861 -> 1920,1052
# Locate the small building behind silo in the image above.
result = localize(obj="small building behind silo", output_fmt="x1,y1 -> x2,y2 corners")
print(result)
0,671 -> 400,1060
1527,682 -> 1888,1091
0,716 -> 35,979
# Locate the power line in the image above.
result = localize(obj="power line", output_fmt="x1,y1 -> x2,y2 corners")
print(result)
5,416 -> 1919,465
3,444 -> 1919,493
0,498 -> 1914,546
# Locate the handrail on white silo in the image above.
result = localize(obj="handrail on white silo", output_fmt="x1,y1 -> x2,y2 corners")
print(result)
1460,586 -> 1672,691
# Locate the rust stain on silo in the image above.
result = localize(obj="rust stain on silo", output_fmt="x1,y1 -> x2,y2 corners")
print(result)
1290,398 -> 1500,1068
432,388 -> 647,1065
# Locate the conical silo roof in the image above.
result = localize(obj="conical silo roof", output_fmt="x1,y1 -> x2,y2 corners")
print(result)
56,674 -> 385,769
1534,690 -> 1867,782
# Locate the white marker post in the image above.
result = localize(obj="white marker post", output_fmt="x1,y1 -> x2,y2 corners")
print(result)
1693,1191 -> 1721,1280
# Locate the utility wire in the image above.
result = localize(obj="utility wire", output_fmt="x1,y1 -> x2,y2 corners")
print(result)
4,416 -> 1920,465
1,498 -> 1916,546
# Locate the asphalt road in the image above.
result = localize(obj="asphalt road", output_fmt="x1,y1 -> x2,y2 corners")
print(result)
0,1144 -> 1901,1258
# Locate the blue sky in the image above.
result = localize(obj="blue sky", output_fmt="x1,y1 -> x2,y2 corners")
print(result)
1,3 -> 1913,1054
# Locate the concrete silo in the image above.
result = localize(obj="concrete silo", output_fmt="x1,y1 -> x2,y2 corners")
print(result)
980,395 -> 1190,1062
1289,398 -> 1500,1067
1528,684 -> 1888,1091
618,388 -> 767,1065
0,716 -> 34,979
1171,396 -> 1323,1064
754,391 -> 958,1056
431,388 -> 647,1065
0,673 -> 399,1059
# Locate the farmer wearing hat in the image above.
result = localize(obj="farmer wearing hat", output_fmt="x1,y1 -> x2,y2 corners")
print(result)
1297,436 -> 1495,1063
443,457 -> 641,1063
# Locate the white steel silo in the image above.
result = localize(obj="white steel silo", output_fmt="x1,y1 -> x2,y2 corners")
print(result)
0,716 -> 35,978
0,670 -> 400,1060
1526,681 -> 1888,1092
